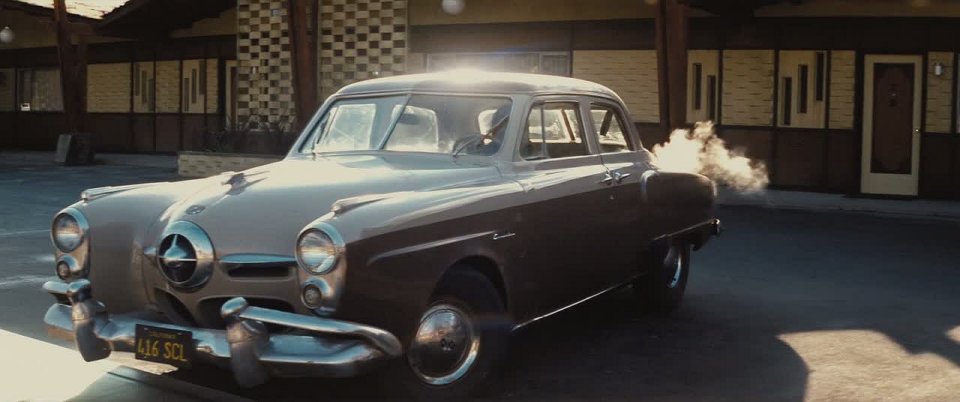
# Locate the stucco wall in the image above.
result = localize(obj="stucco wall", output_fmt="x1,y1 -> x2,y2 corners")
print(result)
572,50 -> 659,123
722,50 -> 775,126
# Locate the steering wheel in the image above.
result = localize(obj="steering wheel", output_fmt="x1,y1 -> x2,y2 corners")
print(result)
451,134 -> 482,154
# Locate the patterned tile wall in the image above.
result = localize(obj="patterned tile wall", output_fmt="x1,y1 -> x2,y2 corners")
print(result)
237,0 -> 295,128
0,68 -> 14,111
925,51 -> 953,133
829,50 -> 855,130
319,0 -> 409,100
722,50 -> 775,126
573,50 -> 660,123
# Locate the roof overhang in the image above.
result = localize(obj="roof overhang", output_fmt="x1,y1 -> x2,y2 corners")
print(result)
96,0 -> 235,39
0,0 -> 97,22
681,0 -> 803,16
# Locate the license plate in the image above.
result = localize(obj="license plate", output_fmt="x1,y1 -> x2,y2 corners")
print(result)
134,324 -> 194,368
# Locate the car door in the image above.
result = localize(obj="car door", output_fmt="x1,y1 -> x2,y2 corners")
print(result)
511,99 -> 617,314
585,99 -> 652,284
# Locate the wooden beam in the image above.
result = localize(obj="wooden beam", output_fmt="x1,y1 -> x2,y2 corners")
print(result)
655,0 -> 689,133
54,0 -> 89,133
287,0 -> 318,131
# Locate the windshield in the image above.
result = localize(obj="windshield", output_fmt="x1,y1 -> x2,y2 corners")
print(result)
301,95 -> 513,156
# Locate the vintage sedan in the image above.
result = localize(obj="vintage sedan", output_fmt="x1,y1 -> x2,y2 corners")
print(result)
43,71 -> 720,398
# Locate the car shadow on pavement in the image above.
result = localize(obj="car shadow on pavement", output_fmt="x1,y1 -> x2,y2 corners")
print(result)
166,206 -> 960,401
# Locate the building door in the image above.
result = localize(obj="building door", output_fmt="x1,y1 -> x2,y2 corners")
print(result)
861,55 -> 922,196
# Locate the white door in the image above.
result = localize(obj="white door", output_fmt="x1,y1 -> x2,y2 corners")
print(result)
861,55 -> 922,196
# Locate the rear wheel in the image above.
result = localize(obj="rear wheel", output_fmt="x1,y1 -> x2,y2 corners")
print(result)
634,242 -> 691,313
387,268 -> 509,400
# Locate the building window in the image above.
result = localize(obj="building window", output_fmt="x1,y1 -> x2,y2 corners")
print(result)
16,68 -> 63,112
426,52 -> 571,76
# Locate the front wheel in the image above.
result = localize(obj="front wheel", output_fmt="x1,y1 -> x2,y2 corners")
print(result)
634,242 -> 691,313
386,269 -> 509,400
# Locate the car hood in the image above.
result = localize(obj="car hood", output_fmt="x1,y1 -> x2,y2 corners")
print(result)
152,153 -> 503,257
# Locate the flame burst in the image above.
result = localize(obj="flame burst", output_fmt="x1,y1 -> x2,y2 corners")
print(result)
651,122 -> 769,192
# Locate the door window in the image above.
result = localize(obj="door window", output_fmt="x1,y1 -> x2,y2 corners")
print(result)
589,105 -> 633,153
521,102 -> 589,160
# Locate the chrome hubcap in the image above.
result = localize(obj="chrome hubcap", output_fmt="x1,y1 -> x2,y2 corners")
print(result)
408,304 -> 480,385
667,248 -> 684,289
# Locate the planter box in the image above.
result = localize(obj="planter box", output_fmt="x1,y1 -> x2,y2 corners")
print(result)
178,151 -> 283,178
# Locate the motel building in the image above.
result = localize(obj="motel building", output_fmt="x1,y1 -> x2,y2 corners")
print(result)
0,0 -> 959,200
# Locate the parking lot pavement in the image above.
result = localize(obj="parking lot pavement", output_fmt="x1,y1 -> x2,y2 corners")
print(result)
1,161 -> 959,401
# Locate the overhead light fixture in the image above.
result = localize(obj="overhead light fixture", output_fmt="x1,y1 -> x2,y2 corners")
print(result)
0,26 -> 15,44
441,0 -> 465,15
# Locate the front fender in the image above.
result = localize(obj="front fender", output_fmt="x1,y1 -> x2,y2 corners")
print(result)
324,180 -> 524,345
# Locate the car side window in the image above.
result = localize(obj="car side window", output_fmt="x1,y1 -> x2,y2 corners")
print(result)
521,102 -> 589,160
590,105 -> 633,153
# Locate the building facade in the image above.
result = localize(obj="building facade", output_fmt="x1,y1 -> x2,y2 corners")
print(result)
0,0 -> 958,199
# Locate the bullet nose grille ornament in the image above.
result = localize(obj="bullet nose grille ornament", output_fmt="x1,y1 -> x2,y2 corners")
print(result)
157,221 -> 214,289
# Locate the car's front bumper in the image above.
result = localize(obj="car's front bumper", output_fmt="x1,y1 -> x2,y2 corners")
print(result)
42,279 -> 403,387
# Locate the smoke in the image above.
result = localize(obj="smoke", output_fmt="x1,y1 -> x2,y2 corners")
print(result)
651,122 -> 769,192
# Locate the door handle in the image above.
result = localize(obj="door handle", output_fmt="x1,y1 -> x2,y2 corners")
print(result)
598,173 -> 614,185
613,171 -> 631,183
914,128 -> 921,136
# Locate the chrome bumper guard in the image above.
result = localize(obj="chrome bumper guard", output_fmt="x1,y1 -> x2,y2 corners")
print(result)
42,279 -> 403,387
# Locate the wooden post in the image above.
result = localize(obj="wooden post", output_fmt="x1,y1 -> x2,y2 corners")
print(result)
655,0 -> 689,135
53,0 -> 88,133
287,0 -> 318,131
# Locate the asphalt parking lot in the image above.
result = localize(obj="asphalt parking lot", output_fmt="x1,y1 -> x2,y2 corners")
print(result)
1,159 -> 959,401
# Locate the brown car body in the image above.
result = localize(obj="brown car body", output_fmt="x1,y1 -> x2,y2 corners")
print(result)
43,72 -> 719,389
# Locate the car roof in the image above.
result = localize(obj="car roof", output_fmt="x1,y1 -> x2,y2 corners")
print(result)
335,70 -> 624,101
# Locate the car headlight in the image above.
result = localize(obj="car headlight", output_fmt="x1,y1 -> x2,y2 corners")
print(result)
52,212 -> 86,252
296,229 -> 341,274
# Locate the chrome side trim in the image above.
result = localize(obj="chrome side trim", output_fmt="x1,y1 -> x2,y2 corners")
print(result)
492,232 -> 516,240
366,231 -> 495,266
512,278 -> 637,331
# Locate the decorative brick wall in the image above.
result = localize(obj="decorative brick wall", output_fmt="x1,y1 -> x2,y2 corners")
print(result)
206,58 -> 220,114
573,50 -> 660,123
925,51 -> 954,133
237,0 -> 295,129
87,63 -> 131,113
319,0 -> 409,100
829,50 -> 855,129
156,61 -> 181,113
178,151 -> 282,178
722,50 -> 775,126
0,68 -> 14,111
